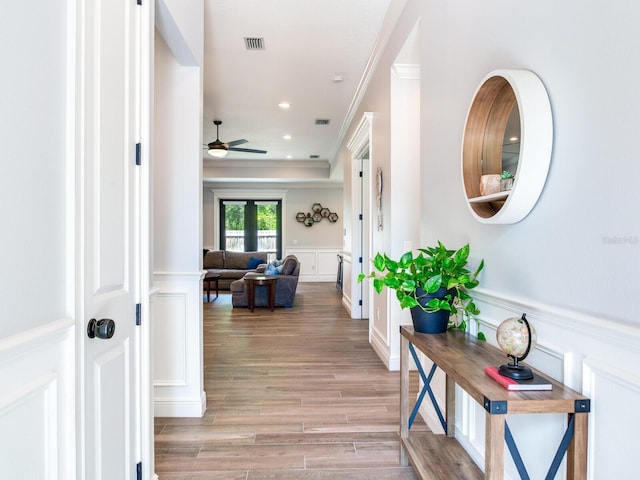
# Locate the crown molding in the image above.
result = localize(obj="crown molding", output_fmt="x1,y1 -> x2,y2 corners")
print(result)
331,0 -> 409,164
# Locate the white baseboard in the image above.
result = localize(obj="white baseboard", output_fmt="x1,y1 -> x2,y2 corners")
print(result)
299,274 -> 335,282
370,327 -> 398,370
154,390 -> 206,417
341,295 -> 352,315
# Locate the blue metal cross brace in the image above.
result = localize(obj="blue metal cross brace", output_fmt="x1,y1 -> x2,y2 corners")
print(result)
408,342 -> 447,433
504,414 -> 577,480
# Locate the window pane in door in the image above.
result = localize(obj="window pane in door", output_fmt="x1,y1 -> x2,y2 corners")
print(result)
223,202 -> 245,251
256,202 -> 277,257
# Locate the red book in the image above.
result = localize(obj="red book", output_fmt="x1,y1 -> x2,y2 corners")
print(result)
484,366 -> 552,391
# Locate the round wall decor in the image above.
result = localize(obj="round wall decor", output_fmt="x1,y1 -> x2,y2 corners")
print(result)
462,69 -> 553,224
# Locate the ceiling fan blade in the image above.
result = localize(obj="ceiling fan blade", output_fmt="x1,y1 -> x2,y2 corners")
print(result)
226,139 -> 248,147
228,147 -> 267,154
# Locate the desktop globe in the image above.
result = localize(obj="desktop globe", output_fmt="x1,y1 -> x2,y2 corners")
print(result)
496,313 -> 536,380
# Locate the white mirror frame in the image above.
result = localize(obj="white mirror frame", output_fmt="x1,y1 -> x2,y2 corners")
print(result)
462,69 -> 553,224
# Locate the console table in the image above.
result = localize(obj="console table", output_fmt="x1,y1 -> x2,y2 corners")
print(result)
400,326 -> 590,480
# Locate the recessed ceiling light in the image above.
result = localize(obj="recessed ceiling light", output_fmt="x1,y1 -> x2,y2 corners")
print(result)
286,155 -> 292,159
278,102 -> 290,109
283,134 -> 292,140
333,75 -> 344,83
510,136 -> 519,142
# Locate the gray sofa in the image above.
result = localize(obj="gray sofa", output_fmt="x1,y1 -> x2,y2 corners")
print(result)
204,249 -> 268,290
230,255 -> 300,308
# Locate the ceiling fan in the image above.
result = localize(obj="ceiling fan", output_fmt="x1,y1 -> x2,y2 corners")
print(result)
205,120 -> 267,158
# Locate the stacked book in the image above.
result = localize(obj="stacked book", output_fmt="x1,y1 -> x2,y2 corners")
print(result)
484,366 -> 552,391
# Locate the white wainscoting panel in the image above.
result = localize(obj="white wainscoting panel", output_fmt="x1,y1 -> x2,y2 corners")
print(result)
582,358 -> 640,479
153,293 -> 188,386
0,319 -> 75,480
286,248 -> 341,282
153,272 -> 206,417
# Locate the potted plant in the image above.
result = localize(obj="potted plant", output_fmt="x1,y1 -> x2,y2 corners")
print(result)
500,170 -> 514,191
358,241 -> 485,339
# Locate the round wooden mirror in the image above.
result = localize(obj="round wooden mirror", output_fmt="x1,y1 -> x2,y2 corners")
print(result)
462,70 -> 553,224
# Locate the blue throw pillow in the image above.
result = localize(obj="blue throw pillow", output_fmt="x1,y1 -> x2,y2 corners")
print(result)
265,260 -> 283,275
247,257 -> 263,269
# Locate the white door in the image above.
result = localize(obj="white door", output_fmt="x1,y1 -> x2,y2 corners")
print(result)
78,0 -> 141,478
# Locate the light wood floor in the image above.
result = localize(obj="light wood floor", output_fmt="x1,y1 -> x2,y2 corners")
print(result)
153,283 -> 444,479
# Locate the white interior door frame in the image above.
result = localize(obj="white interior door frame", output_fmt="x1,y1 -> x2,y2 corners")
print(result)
347,113 -> 374,321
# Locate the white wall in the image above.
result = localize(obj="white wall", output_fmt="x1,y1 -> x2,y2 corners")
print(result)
285,186 -> 343,282
339,0 -> 640,477
285,187 -> 343,250
153,1 -> 206,417
154,31 -> 203,272
0,3 -> 76,478
419,0 -> 639,325
0,2 -> 68,338
156,0 -> 204,66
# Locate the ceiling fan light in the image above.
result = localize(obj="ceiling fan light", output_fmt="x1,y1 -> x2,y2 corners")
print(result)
208,146 -> 228,158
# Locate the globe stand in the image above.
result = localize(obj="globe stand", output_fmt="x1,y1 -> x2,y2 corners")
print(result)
499,357 -> 534,380
498,313 -> 534,380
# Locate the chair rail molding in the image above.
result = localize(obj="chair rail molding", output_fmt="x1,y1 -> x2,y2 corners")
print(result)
0,318 -> 75,479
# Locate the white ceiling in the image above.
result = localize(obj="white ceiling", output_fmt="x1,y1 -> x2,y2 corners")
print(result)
202,0 -> 396,183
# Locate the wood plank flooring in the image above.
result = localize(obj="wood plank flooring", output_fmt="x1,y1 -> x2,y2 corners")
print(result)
154,282 -> 472,479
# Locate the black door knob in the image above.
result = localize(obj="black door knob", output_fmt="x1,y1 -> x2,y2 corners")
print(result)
87,318 -> 116,339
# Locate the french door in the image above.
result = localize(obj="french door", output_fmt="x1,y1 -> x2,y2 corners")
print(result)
220,199 -> 282,258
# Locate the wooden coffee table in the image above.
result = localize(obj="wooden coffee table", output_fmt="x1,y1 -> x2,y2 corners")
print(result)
244,273 -> 278,312
203,272 -> 220,302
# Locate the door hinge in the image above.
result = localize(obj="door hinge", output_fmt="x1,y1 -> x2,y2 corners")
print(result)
136,0 -> 142,6
359,171 -> 363,177
136,462 -> 142,480
358,257 -> 363,263
135,143 -> 141,165
358,213 -> 363,220
358,299 -> 363,306
135,303 -> 141,326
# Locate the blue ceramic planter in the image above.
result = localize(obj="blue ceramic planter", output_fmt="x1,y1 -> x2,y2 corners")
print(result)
409,287 -> 452,334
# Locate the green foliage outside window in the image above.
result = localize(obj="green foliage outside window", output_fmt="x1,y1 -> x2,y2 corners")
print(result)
224,204 -> 244,230
257,204 -> 277,230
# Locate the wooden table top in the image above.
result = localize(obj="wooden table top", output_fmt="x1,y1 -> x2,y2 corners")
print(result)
401,326 -> 589,415
244,273 -> 278,282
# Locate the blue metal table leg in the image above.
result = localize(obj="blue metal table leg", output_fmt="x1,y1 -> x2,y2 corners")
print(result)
408,342 -> 447,433
505,422 -> 531,480
545,414 -> 575,480
503,414 -> 576,480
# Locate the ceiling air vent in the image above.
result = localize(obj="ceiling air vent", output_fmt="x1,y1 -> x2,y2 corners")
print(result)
310,155 -> 320,159
315,119 -> 330,125
244,37 -> 265,50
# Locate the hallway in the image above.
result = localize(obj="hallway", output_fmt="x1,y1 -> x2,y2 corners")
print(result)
154,282 -> 422,479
